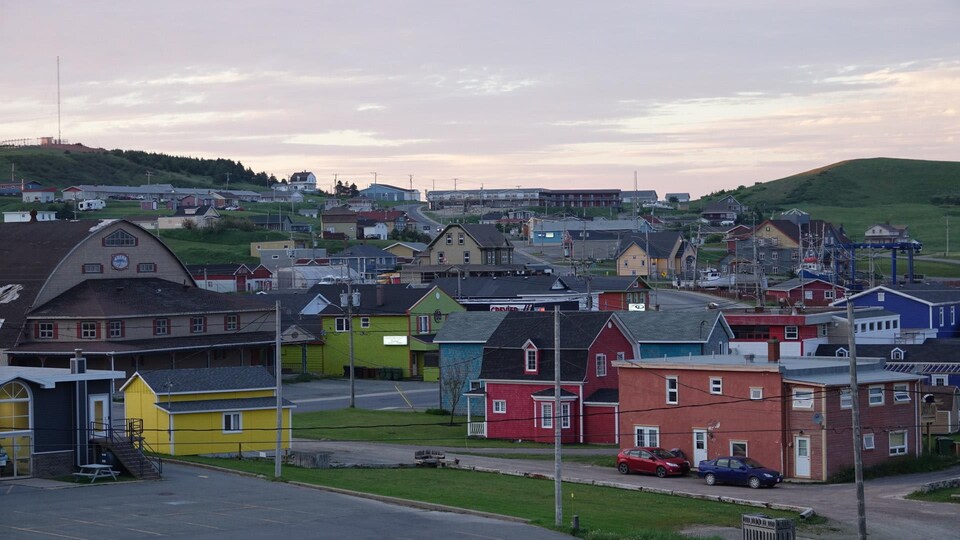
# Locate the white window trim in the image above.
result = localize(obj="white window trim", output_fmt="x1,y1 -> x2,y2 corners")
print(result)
492,400 -> 506,414
595,353 -> 607,377
634,425 -> 660,448
710,377 -> 723,395
868,385 -> 884,406
335,317 -> 350,332
862,433 -> 875,450
541,402 -> 553,429
840,387 -> 853,409
223,412 -> 242,433
792,388 -> 814,409
561,402 -> 571,429
730,440 -> 749,457
893,383 -> 910,403
784,326 -> 799,340
666,376 -> 678,405
889,430 -> 907,455
932,375 -> 948,386
360,317 -> 370,329
38,322 -> 54,339
525,348 -> 538,372
750,387 -> 763,400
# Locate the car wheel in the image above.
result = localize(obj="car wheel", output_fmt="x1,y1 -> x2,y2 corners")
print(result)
618,462 -> 630,475
749,476 -> 761,489
656,466 -> 667,478
705,473 -> 716,486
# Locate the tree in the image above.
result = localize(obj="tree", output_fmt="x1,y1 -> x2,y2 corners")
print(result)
440,360 -> 471,425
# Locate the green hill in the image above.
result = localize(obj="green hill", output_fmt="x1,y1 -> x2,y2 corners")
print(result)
0,144 -> 276,191
702,157 -> 960,210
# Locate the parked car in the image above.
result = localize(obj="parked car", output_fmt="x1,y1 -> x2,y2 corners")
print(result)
617,447 -> 690,477
697,456 -> 782,488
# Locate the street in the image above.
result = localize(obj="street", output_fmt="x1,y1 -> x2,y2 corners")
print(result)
282,378 -> 440,413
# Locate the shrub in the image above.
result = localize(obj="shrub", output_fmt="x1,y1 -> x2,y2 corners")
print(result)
424,408 -> 450,416
828,454 -> 960,483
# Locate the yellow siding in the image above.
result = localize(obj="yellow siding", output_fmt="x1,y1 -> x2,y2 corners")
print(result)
422,366 -> 439,382
170,409 -> 292,456
164,389 -> 274,402
122,376 -> 171,454
281,343 -> 325,374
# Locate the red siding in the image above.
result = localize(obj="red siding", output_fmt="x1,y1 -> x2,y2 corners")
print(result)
485,383 -> 581,443
584,404 -> 617,444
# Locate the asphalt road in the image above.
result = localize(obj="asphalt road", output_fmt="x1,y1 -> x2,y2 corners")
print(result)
283,378 -> 440,413
0,463 -> 568,540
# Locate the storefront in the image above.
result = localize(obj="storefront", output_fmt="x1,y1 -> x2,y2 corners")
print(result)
0,381 -> 32,478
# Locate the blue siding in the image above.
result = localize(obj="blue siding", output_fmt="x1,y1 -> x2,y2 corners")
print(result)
639,343 -> 704,359
840,291 -> 960,338
439,343 -> 485,415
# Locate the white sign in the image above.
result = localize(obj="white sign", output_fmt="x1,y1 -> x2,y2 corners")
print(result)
383,336 -> 408,345
628,303 -> 646,311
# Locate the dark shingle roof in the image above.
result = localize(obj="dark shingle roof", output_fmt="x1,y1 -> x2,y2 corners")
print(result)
814,341 -> 960,363
434,311 -> 509,343
434,275 -> 575,299
461,224 -> 512,248
29,278 -> 273,317
584,388 -> 619,403
157,396 -> 295,413
618,232 -> 682,259
309,284 -> 434,315
332,245 -> 395,258
616,311 -> 732,342
530,388 -> 578,398
136,366 -> 278,394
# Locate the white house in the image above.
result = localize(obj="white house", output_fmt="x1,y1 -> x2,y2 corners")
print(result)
289,171 -> 318,192
22,187 -> 56,203
3,210 -> 57,223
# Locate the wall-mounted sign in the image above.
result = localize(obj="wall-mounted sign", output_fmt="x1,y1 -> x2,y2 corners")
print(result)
628,303 -> 646,311
383,336 -> 408,345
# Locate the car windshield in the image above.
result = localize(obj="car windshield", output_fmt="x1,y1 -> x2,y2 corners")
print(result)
650,449 -> 676,459
741,457 -> 765,469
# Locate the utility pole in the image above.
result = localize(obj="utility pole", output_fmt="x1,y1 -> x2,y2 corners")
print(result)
145,171 -> 154,185
341,283 -> 361,408
408,174 -> 413,191
846,300 -> 868,539
370,172 -> 378,187
57,56 -> 62,144
553,306 -> 562,528
225,173 -> 231,189
946,216 -> 950,257
274,300 -> 282,478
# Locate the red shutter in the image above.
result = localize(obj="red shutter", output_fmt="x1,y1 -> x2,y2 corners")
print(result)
120,321 -> 125,338
203,316 -> 208,332
95,322 -> 101,340
152,319 -> 158,336
53,323 -> 59,339
223,316 -> 229,331
76,322 -> 82,338
33,322 -> 39,338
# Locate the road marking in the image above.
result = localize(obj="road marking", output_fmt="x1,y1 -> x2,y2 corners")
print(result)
291,388 -> 436,404
2,526 -> 85,539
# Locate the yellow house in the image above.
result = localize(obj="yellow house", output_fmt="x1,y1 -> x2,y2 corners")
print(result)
121,366 -> 294,456
616,231 -> 696,279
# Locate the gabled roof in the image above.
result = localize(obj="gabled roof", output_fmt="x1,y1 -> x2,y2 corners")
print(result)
562,275 -> 649,293
616,311 -> 733,343
836,284 -> 960,306
186,263 -> 251,276
309,284 -> 435,316
363,183 -> 415,193
249,215 -> 293,224
434,275 -> 576,299
290,171 -> 315,182
157,396 -> 295,413
385,241 -> 427,252
0,366 -> 125,388
127,366 -> 277,395
28,278 -> 272,318
815,340 -> 960,364
768,278 -> 847,292
434,311 -> 509,343
617,231 -> 683,259
432,224 -> 512,249
331,245 -> 395,258
357,210 -> 406,221
171,205 -> 219,217
584,388 -> 619,403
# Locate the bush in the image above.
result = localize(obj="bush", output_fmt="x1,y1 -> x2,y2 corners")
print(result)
828,454 -> 960,483
424,408 -> 450,416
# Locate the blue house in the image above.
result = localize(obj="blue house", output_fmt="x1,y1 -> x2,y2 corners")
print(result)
616,311 -> 733,358
359,183 -> 421,202
833,285 -> 960,339
434,311 -> 509,414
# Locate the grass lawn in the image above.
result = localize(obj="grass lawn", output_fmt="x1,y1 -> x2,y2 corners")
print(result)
294,408 -> 616,449
458,452 -> 616,468
906,486 -> 960,504
176,457 -> 812,538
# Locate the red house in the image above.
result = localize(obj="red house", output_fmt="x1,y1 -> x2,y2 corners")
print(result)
616,348 -> 922,481
470,311 -> 636,444
766,277 -> 847,307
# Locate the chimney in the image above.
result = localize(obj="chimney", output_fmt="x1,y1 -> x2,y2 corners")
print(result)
767,338 -> 780,362
376,284 -> 384,306
70,349 -> 86,374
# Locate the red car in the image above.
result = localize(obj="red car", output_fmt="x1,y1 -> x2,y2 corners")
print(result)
617,447 -> 690,477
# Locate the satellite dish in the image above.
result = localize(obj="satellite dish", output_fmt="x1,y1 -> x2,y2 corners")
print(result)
812,412 -> 824,426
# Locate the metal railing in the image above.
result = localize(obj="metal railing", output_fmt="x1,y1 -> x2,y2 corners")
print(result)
467,422 -> 486,438
90,419 -> 162,477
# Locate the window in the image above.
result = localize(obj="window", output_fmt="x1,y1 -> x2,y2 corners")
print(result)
525,348 -> 538,372
37,322 -> 55,339
819,324 -> 830,337
634,426 -> 660,447
835,348 -> 849,357
792,388 -> 814,409
493,400 -> 506,414
0,381 -> 30,432
154,318 -> 169,336
137,262 -> 156,273
665,377 -> 678,404
595,353 -> 607,377
103,229 -> 138,247
463,251 -> 471,264
445,233 -> 452,245
892,320 -> 898,329
885,320 -> 891,330
191,316 -> 206,334
868,386 -> 884,405
889,430 -> 907,455
758,252 -> 765,261
437,251 -> 445,264
772,251 -> 779,260
223,412 -> 242,433
784,326 -> 799,340
893,383 -> 910,403
335,318 -> 350,332
82,263 -> 103,274
953,307 -> 956,325
730,441 -> 748,457
109,320 -> 124,339
360,317 -> 370,329
877,292 -> 885,302
81,321 -> 98,339
561,402 -> 571,429
869,322 -> 875,331
804,290 -> 813,300
710,377 -> 723,395
824,290 -> 835,300
750,387 -> 763,400
939,308 -> 945,327
417,315 -> 430,334
616,351 -> 625,362
932,375 -> 948,386
863,433 -> 875,450
891,349 -> 904,360
541,402 -> 553,428
224,314 -> 238,331
458,233 -> 465,245
840,388 -> 852,409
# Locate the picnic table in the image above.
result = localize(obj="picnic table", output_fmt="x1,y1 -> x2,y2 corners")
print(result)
73,463 -> 119,483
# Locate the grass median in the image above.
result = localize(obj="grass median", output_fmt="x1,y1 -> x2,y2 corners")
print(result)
178,456 -> 815,539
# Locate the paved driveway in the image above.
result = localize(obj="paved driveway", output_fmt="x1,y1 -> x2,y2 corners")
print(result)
292,439 -> 960,540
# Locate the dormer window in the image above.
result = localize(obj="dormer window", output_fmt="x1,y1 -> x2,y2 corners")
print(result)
835,348 -> 849,357
890,348 -> 904,360
523,341 -> 539,373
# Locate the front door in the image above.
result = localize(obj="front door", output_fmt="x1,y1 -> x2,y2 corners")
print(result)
693,429 -> 708,466
89,394 -> 109,437
795,436 -> 811,477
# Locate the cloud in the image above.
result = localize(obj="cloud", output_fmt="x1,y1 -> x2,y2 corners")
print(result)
283,130 -> 431,147
356,103 -> 385,112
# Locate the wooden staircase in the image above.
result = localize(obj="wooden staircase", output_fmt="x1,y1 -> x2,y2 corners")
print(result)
91,419 -> 162,480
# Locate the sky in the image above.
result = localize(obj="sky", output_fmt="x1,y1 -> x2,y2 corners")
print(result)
1,1 -> 958,198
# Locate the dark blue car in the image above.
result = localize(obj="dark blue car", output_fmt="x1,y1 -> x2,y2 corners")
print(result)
697,456 -> 782,488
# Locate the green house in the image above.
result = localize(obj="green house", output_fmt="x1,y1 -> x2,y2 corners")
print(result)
274,284 -> 464,380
